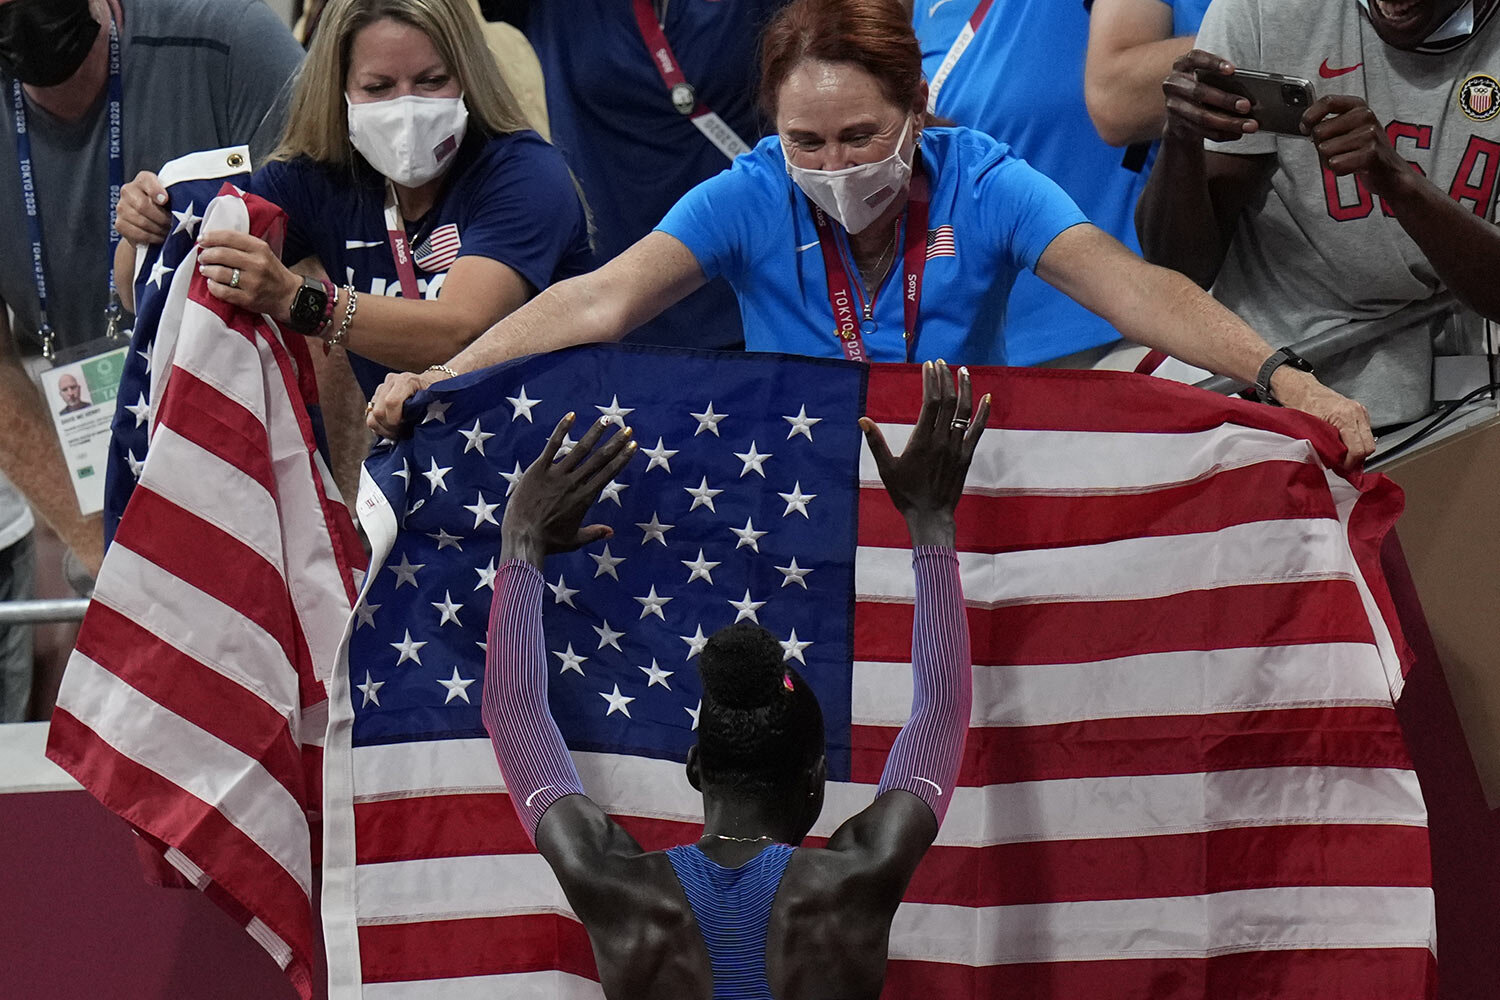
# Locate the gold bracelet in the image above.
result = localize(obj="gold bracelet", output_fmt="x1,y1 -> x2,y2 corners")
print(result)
327,285 -> 358,348
424,364 -> 460,379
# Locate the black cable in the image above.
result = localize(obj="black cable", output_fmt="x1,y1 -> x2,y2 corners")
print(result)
1375,382 -> 1500,462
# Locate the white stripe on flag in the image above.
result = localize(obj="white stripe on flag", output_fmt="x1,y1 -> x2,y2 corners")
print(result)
356,852 -> 574,921
851,642 -> 1399,728
890,885 -> 1437,966
54,653 -> 312,891
144,426 -> 284,572
364,971 -> 604,1000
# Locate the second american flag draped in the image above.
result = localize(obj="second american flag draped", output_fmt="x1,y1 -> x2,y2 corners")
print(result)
320,345 -> 1433,998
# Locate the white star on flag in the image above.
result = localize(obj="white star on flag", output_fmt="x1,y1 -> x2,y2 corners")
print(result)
776,557 -> 812,588
684,476 -> 723,512
682,549 -> 720,585
126,392 -> 152,428
147,254 -> 173,289
634,584 -> 673,620
392,459 -> 410,483
639,659 -> 674,689
354,601 -> 379,629
548,574 -> 579,607
784,405 -> 822,441
125,450 -> 144,478
734,441 -> 772,478
779,482 -> 817,518
431,591 -> 463,627
731,517 -> 768,552
553,643 -> 588,676
437,667 -> 476,704
599,479 -> 629,505
390,629 -> 427,666
499,461 -> 525,496
421,400 -> 451,425
680,625 -> 709,659
641,437 -> 678,473
171,200 -> 202,237
590,543 -> 625,580
356,671 -> 384,708
729,589 -> 766,623
779,628 -> 812,664
686,700 -> 701,730
690,402 -> 727,436
423,457 -> 452,493
595,394 -> 635,426
556,433 -> 578,458
427,528 -> 463,552
594,619 -> 625,652
388,552 -> 424,589
463,492 -> 500,528
600,683 -> 635,718
458,419 -> 493,455
506,386 -> 542,422
473,557 -> 496,591
636,513 -> 674,546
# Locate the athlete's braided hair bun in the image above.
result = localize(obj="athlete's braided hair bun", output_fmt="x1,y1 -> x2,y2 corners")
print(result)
697,623 -> 825,793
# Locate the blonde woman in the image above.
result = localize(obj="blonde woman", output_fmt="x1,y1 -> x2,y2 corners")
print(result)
115,0 -> 590,399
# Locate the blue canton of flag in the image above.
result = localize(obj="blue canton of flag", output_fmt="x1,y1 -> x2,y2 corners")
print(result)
103,148 -> 252,547
350,344 -> 866,778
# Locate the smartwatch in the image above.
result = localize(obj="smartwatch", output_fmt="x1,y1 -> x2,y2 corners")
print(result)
287,275 -> 333,335
1254,347 -> 1315,406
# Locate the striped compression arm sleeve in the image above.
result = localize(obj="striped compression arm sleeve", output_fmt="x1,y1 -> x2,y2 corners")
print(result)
874,545 -> 973,827
483,559 -> 586,844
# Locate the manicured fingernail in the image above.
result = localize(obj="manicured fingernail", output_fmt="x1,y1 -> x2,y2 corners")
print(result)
623,426 -> 633,438
564,411 -> 575,421
626,441 -> 638,453
959,365 -> 969,377
155,193 -> 167,204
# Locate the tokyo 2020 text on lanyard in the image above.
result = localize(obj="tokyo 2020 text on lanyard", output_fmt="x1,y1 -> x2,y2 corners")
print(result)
11,17 -> 126,361
629,0 -> 750,162
810,167 -> 932,364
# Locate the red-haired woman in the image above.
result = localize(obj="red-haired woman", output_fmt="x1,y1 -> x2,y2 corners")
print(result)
369,0 -> 1374,462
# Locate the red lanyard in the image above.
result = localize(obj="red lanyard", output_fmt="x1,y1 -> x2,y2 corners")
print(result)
810,169 -> 931,364
383,182 -> 421,300
628,0 -> 750,160
927,0 -> 997,111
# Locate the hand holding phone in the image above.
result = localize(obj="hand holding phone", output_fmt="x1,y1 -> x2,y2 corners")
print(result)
1194,68 -> 1317,137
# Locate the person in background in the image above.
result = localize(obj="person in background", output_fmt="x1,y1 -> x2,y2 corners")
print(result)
496,0 -> 787,351
909,0 -> 1154,367
1085,0 -> 1210,146
0,0 -> 301,720
369,0 -> 1375,466
56,374 -> 91,414
116,0 -> 592,496
484,361 -> 979,1000
1136,0 -> 1500,429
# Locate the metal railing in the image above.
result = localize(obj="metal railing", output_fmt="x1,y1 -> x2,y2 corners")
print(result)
0,598 -> 90,626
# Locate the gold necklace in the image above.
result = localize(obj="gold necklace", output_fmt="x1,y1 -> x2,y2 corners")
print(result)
856,220 -> 900,289
702,833 -> 778,844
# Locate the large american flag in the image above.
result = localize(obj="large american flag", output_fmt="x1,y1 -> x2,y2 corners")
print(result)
47,187 -> 363,1000
321,346 -> 1433,998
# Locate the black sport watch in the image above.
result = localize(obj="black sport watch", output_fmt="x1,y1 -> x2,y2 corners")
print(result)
1254,348 -> 1315,406
287,275 -> 331,335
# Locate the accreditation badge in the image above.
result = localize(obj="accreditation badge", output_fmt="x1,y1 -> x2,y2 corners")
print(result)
39,337 -> 131,516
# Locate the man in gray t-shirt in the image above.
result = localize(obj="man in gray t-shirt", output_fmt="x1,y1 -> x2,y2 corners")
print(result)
0,0 -> 301,718
1137,0 -> 1500,429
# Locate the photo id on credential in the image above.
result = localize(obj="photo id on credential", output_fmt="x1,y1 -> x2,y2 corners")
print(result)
40,341 -> 130,517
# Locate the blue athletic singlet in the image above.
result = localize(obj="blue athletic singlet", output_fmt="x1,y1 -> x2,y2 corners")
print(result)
665,842 -> 796,999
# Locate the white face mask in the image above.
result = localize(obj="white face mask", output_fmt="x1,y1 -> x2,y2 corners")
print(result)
347,93 -> 469,188
783,116 -> 914,235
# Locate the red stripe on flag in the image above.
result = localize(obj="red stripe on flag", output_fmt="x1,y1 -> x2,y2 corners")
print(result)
854,580 -> 1378,666
851,705 -> 1412,785
47,709 -> 314,978
857,460 -> 1336,554
152,368 -> 277,495
882,947 -> 1437,1000
72,601 -> 309,803
359,912 -> 598,983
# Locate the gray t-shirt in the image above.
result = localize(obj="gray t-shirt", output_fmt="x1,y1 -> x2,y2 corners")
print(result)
1198,0 -> 1500,427
0,0 -> 303,543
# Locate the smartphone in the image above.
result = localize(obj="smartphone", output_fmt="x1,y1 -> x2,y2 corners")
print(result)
1194,68 -> 1316,136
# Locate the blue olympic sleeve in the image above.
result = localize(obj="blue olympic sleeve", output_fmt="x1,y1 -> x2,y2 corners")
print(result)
453,137 -> 592,292
975,155 -> 1090,274
654,156 -> 769,283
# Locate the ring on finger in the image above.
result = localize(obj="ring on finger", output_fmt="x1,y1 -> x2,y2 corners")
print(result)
229,267 -> 242,289
950,419 -> 969,432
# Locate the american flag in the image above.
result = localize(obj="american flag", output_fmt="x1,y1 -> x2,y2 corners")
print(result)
104,148 -> 252,547
925,224 -> 956,260
413,222 -> 463,273
47,188 -> 363,1000
320,346 -> 1433,998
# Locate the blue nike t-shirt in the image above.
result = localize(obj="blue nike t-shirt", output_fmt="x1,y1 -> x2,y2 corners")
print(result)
252,130 -> 593,395
656,127 -> 1086,363
525,0 -> 783,350
917,0 -> 1153,365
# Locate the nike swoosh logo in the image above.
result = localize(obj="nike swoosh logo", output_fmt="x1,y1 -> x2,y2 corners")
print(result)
525,785 -> 558,808
1319,59 -> 1363,78
796,241 -> 820,253
345,239 -> 384,249
927,0 -> 957,16
913,776 -> 944,795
